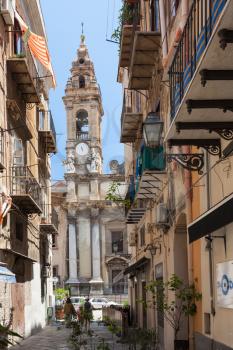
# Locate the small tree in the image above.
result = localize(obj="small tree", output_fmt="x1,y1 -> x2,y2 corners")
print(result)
146,274 -> 201,341
105,182 -> 131,208
54,287 -> 69,302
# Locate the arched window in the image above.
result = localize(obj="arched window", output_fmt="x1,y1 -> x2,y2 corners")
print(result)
79,75 -> 85,88
76,110 -> 89,139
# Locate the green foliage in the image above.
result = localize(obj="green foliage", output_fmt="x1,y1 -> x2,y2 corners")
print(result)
105,181 -> 130,208
146,274 -> 202,339
54,288 -> 69,301
111,2 -> 135,43
97,338 -> 111,350
120,328 -> 157,350
122,300 -> 129,308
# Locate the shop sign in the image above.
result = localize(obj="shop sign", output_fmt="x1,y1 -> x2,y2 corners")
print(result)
216,260 -> 233,308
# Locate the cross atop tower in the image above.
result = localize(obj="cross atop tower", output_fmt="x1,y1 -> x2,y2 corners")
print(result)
81,22 -> 85,43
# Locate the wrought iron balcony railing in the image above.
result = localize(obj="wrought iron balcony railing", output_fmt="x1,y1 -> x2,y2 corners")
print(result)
169,0 -> 227,119
77,131 -> 89,141
11,166 -> 42,214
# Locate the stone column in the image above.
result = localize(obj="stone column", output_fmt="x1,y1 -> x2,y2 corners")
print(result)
90,209 -> 103,294
66,217 -> 79,287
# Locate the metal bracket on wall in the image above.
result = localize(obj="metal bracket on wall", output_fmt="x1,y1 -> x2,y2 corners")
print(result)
166,153 -> 204,174
168,138 -> 221,157
176,122 -> 233,141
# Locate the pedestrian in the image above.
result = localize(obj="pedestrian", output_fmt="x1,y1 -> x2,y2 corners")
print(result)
63,297 -> 76,327
83,297 -> 92,331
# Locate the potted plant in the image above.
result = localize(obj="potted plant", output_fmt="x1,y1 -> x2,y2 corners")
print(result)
146,274 -> 202,350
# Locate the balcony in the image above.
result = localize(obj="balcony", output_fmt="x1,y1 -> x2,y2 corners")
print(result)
118,2 -> 140,68
120,91 -> 142,143
39,111 -> 57,153
40,208 -> 59,235
166,0 -> 232,146
7,34 -> 41,103
135,146 -> 166,200
77,131 -> 90,141
128,30 -> 161,90
125,176 -> 146,224
11,166 -> 42,214
7,99 -> 33,141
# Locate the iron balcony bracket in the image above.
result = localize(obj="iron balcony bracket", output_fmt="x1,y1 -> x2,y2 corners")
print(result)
218,29 -> 233,50
200,69 -> 233,87
186,99 -> 233,114
176,122 -> 233,141
168,138 -> 221,157
166,153 -> 204,174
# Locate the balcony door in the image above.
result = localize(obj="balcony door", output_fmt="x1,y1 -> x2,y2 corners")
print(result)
13,138 -> 24,166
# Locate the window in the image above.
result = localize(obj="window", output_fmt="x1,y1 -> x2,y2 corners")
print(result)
140,225 -> 145,247
39,110 -> 45,130
170,0 -> 180,18
13,138 -> 24,165
52,234 -> 57,248
53,266 -> 58,277
16,221 -> 24,241
111,231 -> 123,253
79,75 -> 85,88
151,0 -> 160,32
76,110 -> 89,137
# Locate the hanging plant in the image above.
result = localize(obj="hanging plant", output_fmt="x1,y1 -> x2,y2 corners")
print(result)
111,2 -> 135,44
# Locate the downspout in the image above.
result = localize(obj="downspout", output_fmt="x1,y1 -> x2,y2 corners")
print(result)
159,0 -> 168,58
206,153 -> 215,317
182,145 -> 194,349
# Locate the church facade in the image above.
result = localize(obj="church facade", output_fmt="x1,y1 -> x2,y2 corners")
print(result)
52,37 -> 130,298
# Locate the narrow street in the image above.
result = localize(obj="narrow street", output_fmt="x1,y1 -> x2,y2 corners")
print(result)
12,322 -> 125,350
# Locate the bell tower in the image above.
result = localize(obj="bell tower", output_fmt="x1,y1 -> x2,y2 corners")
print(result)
63,35 -> 103,175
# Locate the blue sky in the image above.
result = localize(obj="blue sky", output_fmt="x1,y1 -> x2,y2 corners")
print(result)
40,0 -> 123,180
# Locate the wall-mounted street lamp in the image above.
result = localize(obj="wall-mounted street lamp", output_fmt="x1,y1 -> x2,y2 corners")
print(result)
143,112 -> 164,148
144,243 -> 161,256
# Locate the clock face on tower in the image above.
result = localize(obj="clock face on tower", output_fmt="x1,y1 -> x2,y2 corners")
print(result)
76,142 -> 89,156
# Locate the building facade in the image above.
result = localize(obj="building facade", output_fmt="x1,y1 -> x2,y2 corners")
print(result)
117,0 -> 233,349
52,36 -> 129,300
0,0 -> 57,339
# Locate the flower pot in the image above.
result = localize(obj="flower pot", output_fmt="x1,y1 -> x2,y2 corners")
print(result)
174,340 -> 189,350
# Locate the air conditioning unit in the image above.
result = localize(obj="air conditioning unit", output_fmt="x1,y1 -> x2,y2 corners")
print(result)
156,203 -> 169,226
1,0 -> 15,26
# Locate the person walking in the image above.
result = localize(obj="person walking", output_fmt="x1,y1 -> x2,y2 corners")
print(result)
63,297 -> 76,327
83,297 -> 92,331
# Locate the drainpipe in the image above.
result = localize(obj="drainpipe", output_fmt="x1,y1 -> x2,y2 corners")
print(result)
159,0 -> 168,58
182,146 -> 194,349
206,153 -> 215,317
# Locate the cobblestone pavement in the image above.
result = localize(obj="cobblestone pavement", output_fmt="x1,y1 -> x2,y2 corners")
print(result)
12,323 -> 72,350
11,322 -> 125,350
